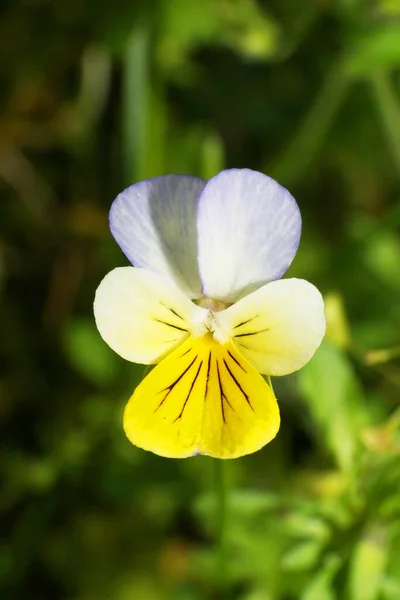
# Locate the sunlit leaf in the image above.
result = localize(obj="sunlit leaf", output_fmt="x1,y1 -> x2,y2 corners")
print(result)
63,318 -> 119,385
346,25 -> 400,76
298,341 -> 368,471
363,231 -> 400,289
300,554 -> 340,600
348,529 -> 389,600
324,292 -> 351,349
281,539 -> 322,571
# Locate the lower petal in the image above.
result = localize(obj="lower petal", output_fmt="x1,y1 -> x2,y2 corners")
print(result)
123,334 -> 280,459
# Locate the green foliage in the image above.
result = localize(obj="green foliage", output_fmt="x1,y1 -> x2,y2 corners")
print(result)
1,0 -> 400,599
63,317 -> 120,386
346,24 -> 400,77
299,341 -> 368,472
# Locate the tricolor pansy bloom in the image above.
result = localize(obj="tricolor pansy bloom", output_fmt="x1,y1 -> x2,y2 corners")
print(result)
94,169 -> 325,459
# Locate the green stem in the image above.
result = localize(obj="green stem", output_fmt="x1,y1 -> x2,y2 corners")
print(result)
123,25 -> 149,184
214,458 -> 228,594
267,60 -> 348,186
370,70 -> 400,176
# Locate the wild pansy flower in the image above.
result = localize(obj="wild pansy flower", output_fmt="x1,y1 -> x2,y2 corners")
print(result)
94,169 -> 325,459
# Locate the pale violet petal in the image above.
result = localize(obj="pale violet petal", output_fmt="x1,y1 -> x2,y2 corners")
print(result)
94,267 -> 208,365
196,169 -> 301,302
215,278 -> 326,375
110,175 -> 206,299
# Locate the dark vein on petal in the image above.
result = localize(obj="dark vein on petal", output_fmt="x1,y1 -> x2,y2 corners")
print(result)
233,315 -> 258,329
235,327 -> 270,338
179,347 -> 192,357
204,352 -> 212,400
216,360 -> 234,423
223,358 -> 254,411
174,360 -> 203,422
216,361 -> 226,424
159,302 -> 185,321
154,318 -> 188,332
155,356 -> 197,412
227,350 -> 247,372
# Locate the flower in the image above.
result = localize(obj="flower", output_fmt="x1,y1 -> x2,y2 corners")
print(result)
94,168 -> 325,459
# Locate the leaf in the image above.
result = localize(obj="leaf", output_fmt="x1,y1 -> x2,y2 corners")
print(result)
194,488 -> 279,541
156,0 -> 279,68
195,489 -> 279,523
123,27 -> 167,182
63,318 -> 119,386
348,528 -> 389,600
281,540 -> 322,572
379,0 -> 400,15
241,589 -> 273,600
200,131 -> 225,181
363,231 -> 400,289
381,576 -> 400,600
298,341 -> 368,471
324,293 -> 352,349
346,25 -> 400,76
300,554 -> 340,600
282,513 -> 330,542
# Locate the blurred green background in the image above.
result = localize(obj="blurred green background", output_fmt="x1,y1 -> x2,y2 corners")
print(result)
2,0 -> 400,598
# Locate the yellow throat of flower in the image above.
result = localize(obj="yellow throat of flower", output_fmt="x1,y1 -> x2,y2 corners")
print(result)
192,298 -> 233,344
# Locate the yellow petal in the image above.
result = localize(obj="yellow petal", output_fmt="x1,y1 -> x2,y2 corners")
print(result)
94,267 -> 207,364
123,333 -> 280,459
216,278 -> 326,376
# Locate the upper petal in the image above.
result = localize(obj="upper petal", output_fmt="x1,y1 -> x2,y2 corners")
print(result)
94,267 -> 207,364
110,175 -> 206,299
196,168 -> 301,302
216,278 -> 325,375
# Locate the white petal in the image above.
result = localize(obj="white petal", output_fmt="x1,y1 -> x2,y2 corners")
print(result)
94,267 -> 207,364
197,169 -> 301,302
216,279 -> 325,375
110,175 -> 206,299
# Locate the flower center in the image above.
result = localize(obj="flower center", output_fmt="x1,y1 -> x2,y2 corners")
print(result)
196,297 -> 231,311
191,298 -> 231,344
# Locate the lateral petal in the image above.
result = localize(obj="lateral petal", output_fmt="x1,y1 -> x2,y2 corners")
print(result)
94,267 -> 207,364
216,278 -> 326,376
123,334 -> 280,459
